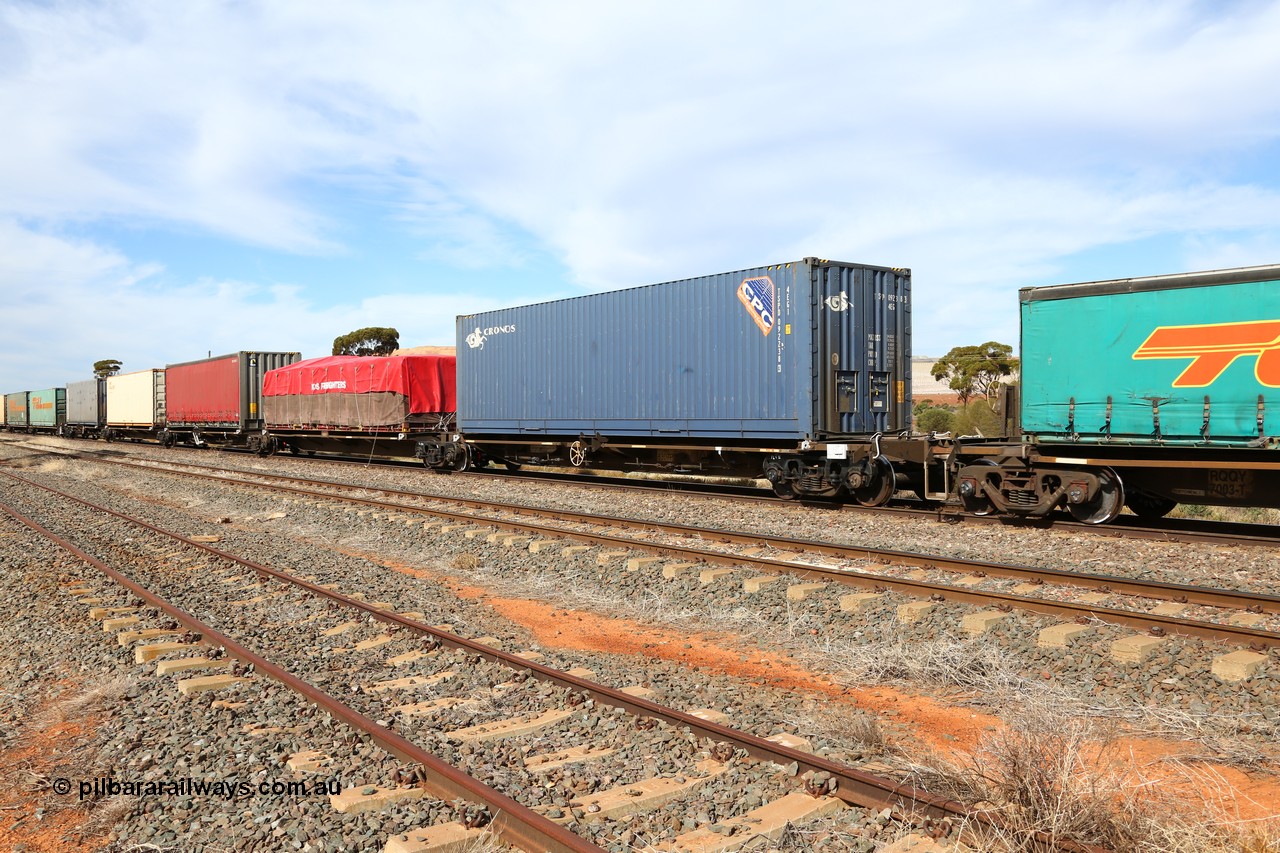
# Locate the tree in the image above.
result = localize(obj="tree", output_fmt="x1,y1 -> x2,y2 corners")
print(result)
332,327 -> 400,356
93,359 -> 122,378
954,398 -> 1004,437
930,342 -> 1018,405
913,400 -> 956,434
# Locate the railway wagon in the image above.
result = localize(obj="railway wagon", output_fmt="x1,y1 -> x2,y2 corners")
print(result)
27,388 -> 66,433
955,264 -> 1280,522
65,378 -> 107,437
162,351 -> 300,450
262,354 -> 457,457
449,258 -> 914,499
104,369 -> 166,441
3,392 -> 29,431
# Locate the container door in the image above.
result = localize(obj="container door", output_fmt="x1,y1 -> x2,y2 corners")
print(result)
814,264 -> 908,435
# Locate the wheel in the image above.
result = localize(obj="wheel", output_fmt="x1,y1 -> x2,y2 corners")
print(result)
1126,490 -> 1177,520
852,456 -> 895,507
959,459 -> 998,516
771,480 -> 796,500
450,444 -> 470,472
1068,467 -> 1125,524
568,441 -> 586,467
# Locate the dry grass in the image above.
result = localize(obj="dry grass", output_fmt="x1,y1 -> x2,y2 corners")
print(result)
455,834 -> 506,853
79,795 -> 136,836
28,677 -> 133,730
1170,504 -> 1280,525
905,699 -> 1280,853
814,633 -> 1030,695
1100,704 -> 1279,771
786,701 -> 890,757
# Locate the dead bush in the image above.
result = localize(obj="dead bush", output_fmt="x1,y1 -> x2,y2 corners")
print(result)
906,699 -> 1280,852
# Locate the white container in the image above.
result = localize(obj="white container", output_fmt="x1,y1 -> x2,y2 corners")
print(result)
106,369 -> 166,427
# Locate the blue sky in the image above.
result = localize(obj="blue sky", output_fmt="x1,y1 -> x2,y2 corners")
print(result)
3,0 -> 1280,391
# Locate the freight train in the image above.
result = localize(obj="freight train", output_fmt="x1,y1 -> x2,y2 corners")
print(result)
4,259 -> 1279,525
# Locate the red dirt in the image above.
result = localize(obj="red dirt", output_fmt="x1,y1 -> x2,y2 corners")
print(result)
375,555 -> 1280,824
0,711 -> 108,852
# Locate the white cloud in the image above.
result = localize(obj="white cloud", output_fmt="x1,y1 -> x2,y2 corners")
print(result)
0,220 -> 505,390
2,0 -> 1280,381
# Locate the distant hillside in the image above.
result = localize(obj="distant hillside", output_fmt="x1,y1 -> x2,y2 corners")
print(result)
391,345 -> 456,356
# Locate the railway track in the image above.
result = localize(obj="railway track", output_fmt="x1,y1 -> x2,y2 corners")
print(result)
0,469 -> 1108,853
222,443 -> 1280,547
16,448 -> 1280,654
7,436 -> 1278,548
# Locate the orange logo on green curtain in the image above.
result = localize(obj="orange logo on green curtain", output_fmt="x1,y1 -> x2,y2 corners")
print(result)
1133,320 -> 1280,387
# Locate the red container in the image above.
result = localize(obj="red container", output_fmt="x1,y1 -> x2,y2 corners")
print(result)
166,351 -> 300,430
262,355 -> 457,429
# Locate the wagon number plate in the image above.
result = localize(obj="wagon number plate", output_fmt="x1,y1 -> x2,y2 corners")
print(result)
1207,470 -> 1253,500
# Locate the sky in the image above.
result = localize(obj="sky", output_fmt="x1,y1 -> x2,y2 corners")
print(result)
3,0 -> 1280,391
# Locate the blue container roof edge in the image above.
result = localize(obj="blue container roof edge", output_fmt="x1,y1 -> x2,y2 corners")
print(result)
457,257 -> 910,318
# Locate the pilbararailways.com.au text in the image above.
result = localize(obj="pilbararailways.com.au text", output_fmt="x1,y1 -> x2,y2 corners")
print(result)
59,776 -> 343,801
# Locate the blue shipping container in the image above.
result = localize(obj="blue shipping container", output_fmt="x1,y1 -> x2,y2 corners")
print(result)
457,258 -> 910,441
1020,264 -> 1280,445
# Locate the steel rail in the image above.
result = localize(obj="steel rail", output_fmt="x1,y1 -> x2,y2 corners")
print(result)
0,470 -> 1108,853
226,447 -> 1280,547
219,441 -> 1280,548
76,454 -> 1280,609
8,437 -> 1278,548
60,455 -> 1280,648
0,497 -> 604,853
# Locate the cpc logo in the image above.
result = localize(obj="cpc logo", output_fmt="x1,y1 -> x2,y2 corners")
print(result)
737,276 -> 776,336
465,328 -> 487,350
1133,319 -> 1280,387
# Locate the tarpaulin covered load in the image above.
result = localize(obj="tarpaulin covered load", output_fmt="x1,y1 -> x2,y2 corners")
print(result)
262,355 -> 457,430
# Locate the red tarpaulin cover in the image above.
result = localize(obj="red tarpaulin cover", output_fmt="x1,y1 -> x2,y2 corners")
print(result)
262,355 -> 457,413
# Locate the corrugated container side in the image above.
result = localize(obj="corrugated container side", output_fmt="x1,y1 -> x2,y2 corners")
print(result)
106,369 -> 166,428
811,263 -> 911,434
4,392 -> 29,427
27,388 -> 66,428
457,259 -> 909,440
1020,267 -> 1280,444
66,379 -> 106,426
166,352 -> 299,429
